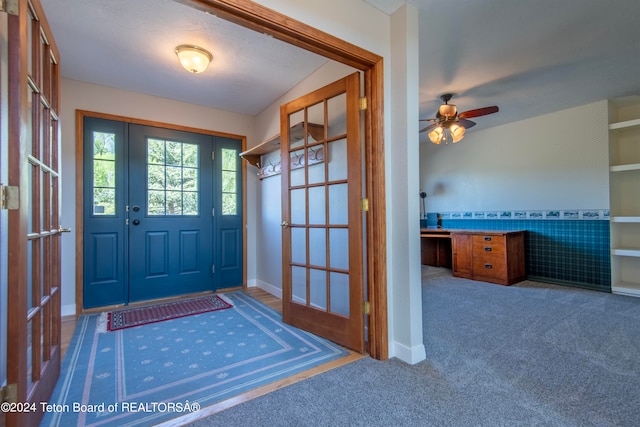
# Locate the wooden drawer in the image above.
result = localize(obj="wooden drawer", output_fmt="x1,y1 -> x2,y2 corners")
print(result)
473,257 -> 507,279
472,235 -> 506,259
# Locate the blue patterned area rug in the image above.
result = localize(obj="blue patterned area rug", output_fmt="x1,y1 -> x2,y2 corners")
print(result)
41,292 -> 348,427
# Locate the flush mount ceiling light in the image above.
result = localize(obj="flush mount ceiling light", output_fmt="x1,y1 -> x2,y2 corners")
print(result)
175,45 -> 213,74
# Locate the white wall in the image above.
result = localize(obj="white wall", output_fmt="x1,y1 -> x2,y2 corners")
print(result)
388,4 -> 424,364
59,79 -> 255,315
419,101 -> 610,213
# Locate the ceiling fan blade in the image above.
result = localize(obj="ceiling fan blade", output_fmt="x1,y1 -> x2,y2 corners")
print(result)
419,118 -> 436,122
458,119 -> 476,129
458,106 -> 499,119
419,123 -> 438,133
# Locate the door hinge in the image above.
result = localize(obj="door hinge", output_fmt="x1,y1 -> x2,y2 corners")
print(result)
362,301 -> 370,315
212,208 -> 215,217
211,151 -> 215,161
0,185 -> 19,210
0,0 -> 19,15
211,265 -> 215,274
1,383 -> 17,404
359,97 -> 368,110
361,198 -> 369,212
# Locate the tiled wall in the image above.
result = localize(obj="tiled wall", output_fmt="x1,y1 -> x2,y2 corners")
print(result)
422,211 -> 611,292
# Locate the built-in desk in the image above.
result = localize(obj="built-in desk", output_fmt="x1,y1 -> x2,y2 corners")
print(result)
421,228 -> 526,286
420,228 -> 452,268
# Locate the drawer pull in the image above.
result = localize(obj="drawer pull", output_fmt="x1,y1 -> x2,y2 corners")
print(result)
484,247 -> 492,252
484,236 -> 492,241
484,264 -> 493,269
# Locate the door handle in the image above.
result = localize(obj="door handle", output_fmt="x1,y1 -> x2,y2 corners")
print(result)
132,219 -> 140,226
58,226 -> 71,233
281,221 -> 289,228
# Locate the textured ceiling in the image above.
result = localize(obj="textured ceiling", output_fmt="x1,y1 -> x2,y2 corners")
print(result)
41,0 -> 640,133
40,0 -> 328,115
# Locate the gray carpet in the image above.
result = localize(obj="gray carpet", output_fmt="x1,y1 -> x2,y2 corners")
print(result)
188,267 -> 640,426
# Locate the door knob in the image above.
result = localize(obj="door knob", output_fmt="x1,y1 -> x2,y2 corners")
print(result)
281,221 -> 289,228
58,226 -> 71,233
132,219 -> 140,226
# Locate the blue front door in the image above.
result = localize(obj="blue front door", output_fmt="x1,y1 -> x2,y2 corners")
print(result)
127,125 -> 215,302
83,117 -> 243,308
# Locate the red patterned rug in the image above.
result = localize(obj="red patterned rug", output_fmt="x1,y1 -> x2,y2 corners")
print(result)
107,294 -> 233,331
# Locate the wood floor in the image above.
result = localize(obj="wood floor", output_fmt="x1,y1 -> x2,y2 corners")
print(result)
60,287 -> 364,425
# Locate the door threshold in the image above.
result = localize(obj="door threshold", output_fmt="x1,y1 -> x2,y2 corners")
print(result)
81,289 -> 238,315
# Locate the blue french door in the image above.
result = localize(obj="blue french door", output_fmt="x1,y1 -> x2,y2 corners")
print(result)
83,117 -> 242,308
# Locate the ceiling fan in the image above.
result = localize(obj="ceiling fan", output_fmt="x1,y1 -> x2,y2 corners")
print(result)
420,94 -> 499,144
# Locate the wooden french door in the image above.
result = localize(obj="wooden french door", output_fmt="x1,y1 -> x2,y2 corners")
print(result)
4,1 -> 62,426
281,72 -> 365,352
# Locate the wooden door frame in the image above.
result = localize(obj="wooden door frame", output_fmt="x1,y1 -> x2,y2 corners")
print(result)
178,0 -> 388,359
74,110 -> 246,313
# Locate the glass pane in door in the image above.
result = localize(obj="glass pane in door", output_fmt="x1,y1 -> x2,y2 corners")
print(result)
146,139 -> 199,216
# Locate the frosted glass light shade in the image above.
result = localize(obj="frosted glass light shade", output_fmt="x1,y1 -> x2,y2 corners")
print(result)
450,124 -> 466,143
428,126 -> 444,144
175,45 -> 213,74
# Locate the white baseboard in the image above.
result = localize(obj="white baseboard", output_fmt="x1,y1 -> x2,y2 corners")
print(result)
392,341 -> 426,365
246,278 -> 258,288
61,304 -> 76,317
255,280 -> 282,299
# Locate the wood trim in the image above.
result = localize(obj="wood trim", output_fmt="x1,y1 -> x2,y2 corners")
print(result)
241,127 -> 248,290
74,110 -> 84,315
177,0 -> 388,360
75,110 -> 246,140
74,110 -> 247,315
176,0 -> 381,70
7,0 -> 30,413
365,61 -> 388,360
345,72 -> 365,352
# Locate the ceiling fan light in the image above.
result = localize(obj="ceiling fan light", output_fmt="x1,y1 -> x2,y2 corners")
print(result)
439,104 -> 457,118
450,124 -> 466,143
175,45 -> 213,74
428,126 -> 444,144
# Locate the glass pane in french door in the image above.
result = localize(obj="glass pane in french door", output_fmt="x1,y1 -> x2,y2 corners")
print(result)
287,95 -> 352,317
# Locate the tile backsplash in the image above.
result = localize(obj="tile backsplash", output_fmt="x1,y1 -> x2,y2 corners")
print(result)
421,211 -> 611,292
